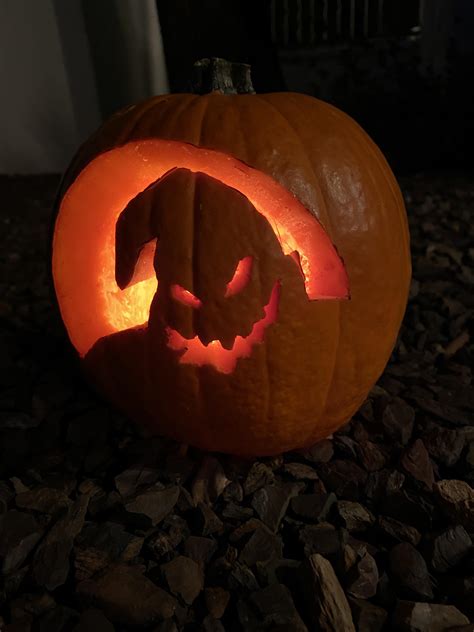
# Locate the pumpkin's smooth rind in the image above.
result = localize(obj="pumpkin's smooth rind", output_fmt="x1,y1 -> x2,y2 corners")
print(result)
53,92 -> 411,456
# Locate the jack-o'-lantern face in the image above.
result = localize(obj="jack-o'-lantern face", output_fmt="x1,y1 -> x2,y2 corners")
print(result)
53,140 -> 349,367
115,167 -> 303,373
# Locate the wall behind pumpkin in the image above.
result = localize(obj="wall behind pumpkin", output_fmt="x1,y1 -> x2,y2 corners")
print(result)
0,0 -> 168,174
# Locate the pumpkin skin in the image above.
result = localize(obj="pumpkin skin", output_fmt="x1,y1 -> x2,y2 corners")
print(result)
52,91 -> 411,456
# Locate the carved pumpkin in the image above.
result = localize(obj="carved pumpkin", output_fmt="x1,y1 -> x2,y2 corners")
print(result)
52,60 -> 410,456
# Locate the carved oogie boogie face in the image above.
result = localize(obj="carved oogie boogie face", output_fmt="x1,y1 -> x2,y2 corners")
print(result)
114,166 -> 340,376
54,139 -> 354,453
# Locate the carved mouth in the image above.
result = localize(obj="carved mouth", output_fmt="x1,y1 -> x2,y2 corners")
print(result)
166,281 -> 281,374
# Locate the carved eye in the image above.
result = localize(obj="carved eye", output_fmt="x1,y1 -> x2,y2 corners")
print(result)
171,284 -> 202,308
225,256 -> 253,298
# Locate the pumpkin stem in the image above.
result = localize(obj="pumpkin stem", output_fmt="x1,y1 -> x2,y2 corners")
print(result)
192,58 -> 255,95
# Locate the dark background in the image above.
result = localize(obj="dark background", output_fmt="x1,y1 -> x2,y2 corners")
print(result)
1,0 -> 474,176
0,3 -> 473,631
155,0 -> 474,174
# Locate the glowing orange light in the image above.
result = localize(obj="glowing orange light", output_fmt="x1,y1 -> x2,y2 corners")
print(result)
167,281 -> 281,374
53,140 -> 349,357
171,284 -> 202,308
225,256 -> 253,297
105,233 -> 157,330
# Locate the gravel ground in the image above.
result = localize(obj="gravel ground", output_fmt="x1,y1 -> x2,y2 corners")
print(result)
0,172 -> 473,631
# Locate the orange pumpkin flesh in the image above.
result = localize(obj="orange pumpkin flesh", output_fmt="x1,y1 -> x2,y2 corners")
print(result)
52,91 -> 411,456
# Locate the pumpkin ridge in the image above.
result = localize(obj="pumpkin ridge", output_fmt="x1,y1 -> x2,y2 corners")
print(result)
258,94 -> 342,437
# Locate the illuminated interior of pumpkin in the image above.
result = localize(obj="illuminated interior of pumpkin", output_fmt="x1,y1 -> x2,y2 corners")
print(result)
167,281 -> 281,374
53,140 -> 349,357
225,256 -> 253,297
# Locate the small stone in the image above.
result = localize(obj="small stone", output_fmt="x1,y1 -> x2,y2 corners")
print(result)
15,487 -> 70,514
301,553 -> 356,632
239,526 -> 283,567
77,563 -> 177,625
243,462 -> 275,495
346,535 -> 379,558
10,477 -> 30,494
0,510 -> 43,573
202,615 -> 225,632
114,466 -> 159,498
228,561 -> 259,591
434,479 -> 474,530
382,397 -> 415,445
255,557 -> 301,587
222,481 -> 243,503
401,439 -> 435,490
349,598 -> 387,632
72,608 -> 115,632
392,601 -> 470,631
341,543 -> 360,575
336,501 -> 375,532
251,483 -> 303,531
300,439 -> 334,463
430,525 -> 472,573
221,502 -> 254,521
251,583 -> 307,630
378,516 -> 421,546
366,469 -> 405,502
162,555 -> 203,605
124,486 -> 179,527
146,516 -> 189,560
183,536 -> 218,566
290,493 -> 337,522
121,534 -> 145,561
76,521 -> 143,562
282,462 -> 319,480
312,478 -> 328,495
389,542 -> 433,600
0,411 -> 40,430
356,440 -> 388,472
32,494 -> 89,589
74,547 -> 109,582
334,435 -> 359,459
197,502 -> 224,536
423,424 -> 465,467
300,522 -> 343,558
230,517 -> 266,542
191,456 -> 230,504
146,532 -> 175,561
204,587 -> 230,619
175,486 -> 195,513
345,550 -> 379,599
319,460 -> 368,500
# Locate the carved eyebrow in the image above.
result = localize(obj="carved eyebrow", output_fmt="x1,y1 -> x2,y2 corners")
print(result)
225,256 -> 253,298
171,284 -> 202,308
